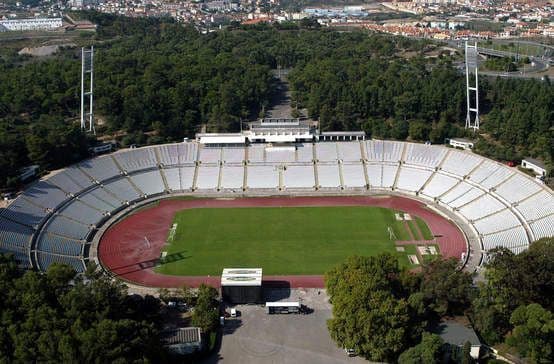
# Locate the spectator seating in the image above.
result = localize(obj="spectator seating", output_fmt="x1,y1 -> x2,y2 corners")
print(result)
0,140 -> 551,271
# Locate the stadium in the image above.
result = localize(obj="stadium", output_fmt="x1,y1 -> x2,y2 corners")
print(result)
1,118 -> 552,288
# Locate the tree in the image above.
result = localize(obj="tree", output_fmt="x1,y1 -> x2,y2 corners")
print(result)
472,238 -> 554,345
326,255 -> 416,362
420,258 -> 473,316
398,333 -> 445,364
461,341 -> 474,364
181,285 -> 195,305
506,304 -> 554,363
191,284 -> 219,334
0,254 -> 163,362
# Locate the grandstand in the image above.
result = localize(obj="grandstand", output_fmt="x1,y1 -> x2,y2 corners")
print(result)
0,140 -> 552,273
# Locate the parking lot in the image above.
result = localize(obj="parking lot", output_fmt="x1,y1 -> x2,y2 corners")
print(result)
202,289 -> 368,364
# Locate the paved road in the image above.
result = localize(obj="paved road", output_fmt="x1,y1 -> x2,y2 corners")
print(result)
202,289 -> 371,364
266,69 -> 294,119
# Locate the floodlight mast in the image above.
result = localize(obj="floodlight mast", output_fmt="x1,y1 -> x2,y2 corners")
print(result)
465,41 -> 479,131
80,46 -> 95,134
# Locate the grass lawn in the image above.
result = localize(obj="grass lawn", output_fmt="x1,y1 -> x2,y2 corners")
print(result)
407,220 -> 421,240
155,206 -> 432,276
415,217 -> 434,240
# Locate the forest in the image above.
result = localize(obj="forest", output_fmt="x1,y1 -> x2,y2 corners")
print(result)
0,255 -> 221,362
326,237 -> 554,363
0,12 -> 552,188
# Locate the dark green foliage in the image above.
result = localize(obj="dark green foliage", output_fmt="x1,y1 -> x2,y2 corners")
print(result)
483,57 -> 519,72
325,254 -> 475,362
0,255 -> 163,362
506,304 -> 554,364
397,333 -> 445,364
191,284 -> 219,334
326,254 -> 413,362
0,13 -> 551,189
461,341 -> 474,364
478,77 -> 553,169
420,258 -> 474,317
471,238 -> 554,345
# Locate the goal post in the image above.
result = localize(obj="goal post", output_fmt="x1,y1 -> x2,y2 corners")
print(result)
388,226 -> 397,241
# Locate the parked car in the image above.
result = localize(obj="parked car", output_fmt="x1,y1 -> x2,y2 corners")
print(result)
344,348 -> 356,357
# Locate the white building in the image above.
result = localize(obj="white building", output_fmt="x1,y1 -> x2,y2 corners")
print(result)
0,18 -> 63,31
196,118 -> 365,144
521,158 -> 547,177
449,138 -> 474,150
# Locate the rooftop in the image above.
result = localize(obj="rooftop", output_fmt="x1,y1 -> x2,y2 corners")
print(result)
162,327 -> 201,345
432,320 -> 481,347
523,157 -> 546,169
221,268 -> 262,286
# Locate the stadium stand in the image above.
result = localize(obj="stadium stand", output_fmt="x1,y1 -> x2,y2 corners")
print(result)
342,164 -> 366,188
440,150 -> 482,177
196,166 -> 220,190
396,166 -> 433,192
337,142 -> 362,162
247,165 -> 279,189
296,144 -> 314,162
366,164 -> 382,187
317,164 -> 341,188
113,147 -> 158,173
102,178 -> 142,202
316,143 -> 339,162
220,166 -> 244,190
163,168 -> 182,192
284,165 -> 315,189
221,147 -> 245,164
266,148 -> 296,163
381,164 -> 399,189
179,166 -> 195,190
0,140 -> 552,271
130,170 -> 166,196
365,140 -> 384,162
78,191 -> 117,212
79,155 -> 122,183
43,215 -> 91,240
198,147 -> 221,164
421,173 -> 459,198
404,143 -> 447,168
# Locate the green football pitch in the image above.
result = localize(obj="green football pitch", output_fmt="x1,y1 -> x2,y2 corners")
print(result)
155,206 -> 428,276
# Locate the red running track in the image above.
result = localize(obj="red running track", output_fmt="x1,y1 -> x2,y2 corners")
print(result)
98,196 -> 466,288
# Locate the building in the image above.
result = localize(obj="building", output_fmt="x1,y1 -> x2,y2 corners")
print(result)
433,321 -> 482,360
161,327 -> 202,355
449,138 -> 474,150
246,118 -> 316,143
196,118 -> 365,144
0,18 -> 62,31
521,158 -> 547,177
221,268 -> 262,304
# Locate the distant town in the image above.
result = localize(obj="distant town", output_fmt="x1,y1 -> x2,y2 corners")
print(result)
0,0 -> 552,40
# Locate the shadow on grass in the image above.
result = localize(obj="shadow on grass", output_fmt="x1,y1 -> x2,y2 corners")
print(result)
112,251 -> 190,274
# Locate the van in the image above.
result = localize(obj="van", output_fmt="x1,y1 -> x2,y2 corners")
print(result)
230,308 -> 237,318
